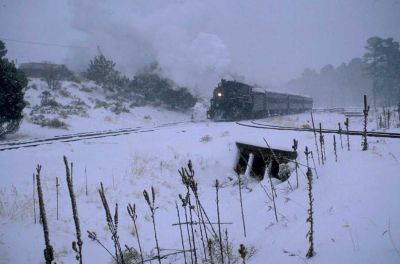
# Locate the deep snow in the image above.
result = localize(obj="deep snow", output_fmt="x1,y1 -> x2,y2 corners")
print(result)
0,80 -> 399,263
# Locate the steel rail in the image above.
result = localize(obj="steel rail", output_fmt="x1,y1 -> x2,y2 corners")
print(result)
235,121 -> 400,139
0,121 -> 189,151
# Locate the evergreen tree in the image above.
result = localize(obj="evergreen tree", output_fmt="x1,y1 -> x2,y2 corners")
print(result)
85,52 -> 120,91
363,37 -> 400,107
130,69 -> 197,110
0,40 -> 28,137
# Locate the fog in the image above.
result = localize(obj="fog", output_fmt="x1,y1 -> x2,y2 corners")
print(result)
1,0 -> 399,97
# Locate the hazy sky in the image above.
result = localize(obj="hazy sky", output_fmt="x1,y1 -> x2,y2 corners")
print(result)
1,0 -> 399,95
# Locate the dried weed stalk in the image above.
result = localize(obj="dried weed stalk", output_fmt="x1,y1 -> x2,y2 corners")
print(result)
175,202 -> 188,264
306,168 -> 315,258
99,182 -> 125,264
238,244 -> 248,264
234,167 -> 247,238
215,179 -> 224,264
143,187 -> 161,264
64,156 -> 83,263
36,165 -> 55,264
127,203 -> 144,264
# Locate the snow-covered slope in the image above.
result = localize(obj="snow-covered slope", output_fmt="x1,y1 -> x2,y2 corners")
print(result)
0,109 -> 399,263
9,78 -> 200,140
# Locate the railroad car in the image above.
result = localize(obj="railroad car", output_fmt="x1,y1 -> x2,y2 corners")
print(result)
207,79 -> 313,120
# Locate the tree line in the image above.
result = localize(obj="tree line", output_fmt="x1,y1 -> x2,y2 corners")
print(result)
286,37 -> 400,108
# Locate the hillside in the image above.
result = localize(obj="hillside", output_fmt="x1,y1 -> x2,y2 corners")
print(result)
9,78 -> 204,140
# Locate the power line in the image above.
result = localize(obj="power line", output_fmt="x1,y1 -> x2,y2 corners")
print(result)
0,37 -> 89,49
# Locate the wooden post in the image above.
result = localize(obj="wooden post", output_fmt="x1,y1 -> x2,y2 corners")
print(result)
333,135 -> 337,162
310,112 -> 321,165
56,177 -> 59,220
344,118 -> 350,151
319,123 -> 325,165
292,139 -> 299,188
338,123 -> 343,149
33,173 -> 37,224
362,95 -> 370,151
85,167 -> 88,196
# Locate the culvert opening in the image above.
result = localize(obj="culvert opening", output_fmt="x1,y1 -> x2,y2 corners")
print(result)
235,142 -> 297,181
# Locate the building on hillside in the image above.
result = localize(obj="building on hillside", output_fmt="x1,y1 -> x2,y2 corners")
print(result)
19,62 -> 74,80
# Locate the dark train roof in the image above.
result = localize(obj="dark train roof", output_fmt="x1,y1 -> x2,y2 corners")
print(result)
217,79 -> 312,100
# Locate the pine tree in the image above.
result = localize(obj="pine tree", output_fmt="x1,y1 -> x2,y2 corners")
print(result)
0,40 -> 27,137
85,52 -> 120,91
363,37 -> 400,106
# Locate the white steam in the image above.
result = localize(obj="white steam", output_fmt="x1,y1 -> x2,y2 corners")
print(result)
64,0 -> 400,97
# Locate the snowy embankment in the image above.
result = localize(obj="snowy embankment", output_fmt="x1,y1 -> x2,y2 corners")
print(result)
0,108 -> 400,263
6,78 -> 200,140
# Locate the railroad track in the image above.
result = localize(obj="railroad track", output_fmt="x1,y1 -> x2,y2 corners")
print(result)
0,121 -> 189,152
236,120 -> 400,139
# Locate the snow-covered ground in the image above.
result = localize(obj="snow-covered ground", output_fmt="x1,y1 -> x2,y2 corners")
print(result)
0,80 -> 399,263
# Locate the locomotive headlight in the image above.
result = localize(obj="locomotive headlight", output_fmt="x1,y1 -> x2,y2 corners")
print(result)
217,92 -> 222,97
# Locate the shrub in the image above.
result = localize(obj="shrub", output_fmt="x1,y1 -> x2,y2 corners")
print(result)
95,99 -> 109,109
278,163 -> 292,181
67,99 -> 89,116
30,115 -> 68,129
79,86 -> 93,93
39,91 -> 61,108
207,235 -> 257,264
59,88 -> 71,98
200,135 -> 212,143
45,118 -> 68,129
59,110 -> 69,119
110,102 -> 129,115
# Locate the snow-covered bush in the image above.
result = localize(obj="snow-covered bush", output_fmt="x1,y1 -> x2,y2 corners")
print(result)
30,115 -> 68,129
200,135 -> 212,143
278,163 -> 292,181
110,102 -> 130,115
206,235 -> 257,264
94,99 -> 109,109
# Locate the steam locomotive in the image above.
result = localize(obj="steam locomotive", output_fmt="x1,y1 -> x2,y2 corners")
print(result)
207,79 -> 313,120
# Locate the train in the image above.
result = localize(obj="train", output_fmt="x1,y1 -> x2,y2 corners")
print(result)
207,79 -> 313,120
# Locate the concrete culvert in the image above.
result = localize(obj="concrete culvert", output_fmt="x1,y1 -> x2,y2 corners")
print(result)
235,142 -> 297,181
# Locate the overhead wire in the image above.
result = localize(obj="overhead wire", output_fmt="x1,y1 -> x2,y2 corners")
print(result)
0,37 -> 89,49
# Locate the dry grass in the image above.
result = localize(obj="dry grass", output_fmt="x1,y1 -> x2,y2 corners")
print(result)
0,187 -> 33,221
